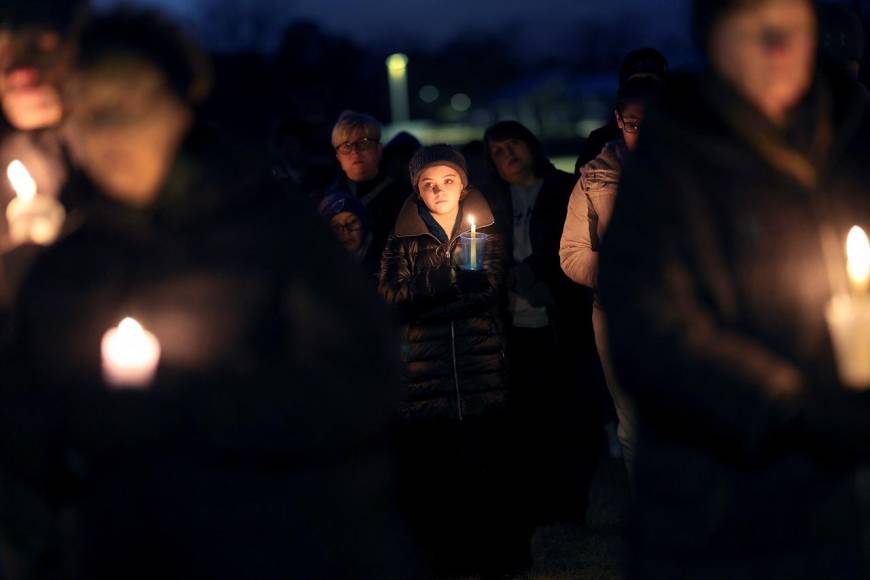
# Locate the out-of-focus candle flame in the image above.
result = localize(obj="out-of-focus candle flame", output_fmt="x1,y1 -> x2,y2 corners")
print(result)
468,215 -> 476,237
101,317 -> 161,388
847,226 -> 870,294
6,160 -> 36,203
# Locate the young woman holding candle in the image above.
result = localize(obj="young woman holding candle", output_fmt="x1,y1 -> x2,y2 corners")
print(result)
379,145 -> 532,577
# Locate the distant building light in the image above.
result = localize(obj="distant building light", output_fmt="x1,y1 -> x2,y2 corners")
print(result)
386,53 -> 410,123
386,53 -> 408,78
419,85 -> 439,103
451,93 -> 471,112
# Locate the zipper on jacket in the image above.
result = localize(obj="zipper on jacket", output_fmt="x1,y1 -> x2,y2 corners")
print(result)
450,320 -> 463,421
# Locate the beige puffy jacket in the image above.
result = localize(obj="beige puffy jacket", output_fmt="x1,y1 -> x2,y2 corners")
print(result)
559,140 -> 627,288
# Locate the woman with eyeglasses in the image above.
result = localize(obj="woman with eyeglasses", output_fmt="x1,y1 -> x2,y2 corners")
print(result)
560,75 -> 663,483
326,111 -> 410,265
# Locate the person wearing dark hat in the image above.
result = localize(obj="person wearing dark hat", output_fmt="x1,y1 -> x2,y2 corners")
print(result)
379,145 -> 531,577
318,190 -> 379,279
598,0 -> 870,577
574,47 -> 668,174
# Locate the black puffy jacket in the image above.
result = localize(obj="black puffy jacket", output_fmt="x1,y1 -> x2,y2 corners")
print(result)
379,189 -> 508,422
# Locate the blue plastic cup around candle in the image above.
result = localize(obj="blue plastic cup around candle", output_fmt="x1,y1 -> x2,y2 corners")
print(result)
459,232 -> 488,271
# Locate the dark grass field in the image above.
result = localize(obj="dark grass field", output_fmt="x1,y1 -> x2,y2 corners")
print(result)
444,455 -> 631,580
525,456 -> 630,579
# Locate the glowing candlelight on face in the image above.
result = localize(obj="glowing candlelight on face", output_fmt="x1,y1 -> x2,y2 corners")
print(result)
847,225 -> 870,295
101,317 -> 161,389
5,160 -> 65,246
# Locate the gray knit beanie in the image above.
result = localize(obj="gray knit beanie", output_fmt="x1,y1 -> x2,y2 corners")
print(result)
408,145 -> 468,193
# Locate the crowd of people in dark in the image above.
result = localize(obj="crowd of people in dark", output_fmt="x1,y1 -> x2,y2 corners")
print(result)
0,0 -> 869,578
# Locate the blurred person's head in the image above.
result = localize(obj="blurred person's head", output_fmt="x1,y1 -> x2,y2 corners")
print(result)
331,110 -> 383,183
817,3 -> 863,78
618,47 -> 669,87
694,0 -> 818,124
318,191 -> 371,254
65,7 -> 211,208
615,76 -> 664,152
483,120 -> 550,186
0,0 -> 89,130
408,145 -> 468,219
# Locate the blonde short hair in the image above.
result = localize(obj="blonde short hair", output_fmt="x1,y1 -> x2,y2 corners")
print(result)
331,110 -> 382,146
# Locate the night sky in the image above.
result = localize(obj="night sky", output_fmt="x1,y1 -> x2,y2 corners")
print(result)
96,0 -> 695,57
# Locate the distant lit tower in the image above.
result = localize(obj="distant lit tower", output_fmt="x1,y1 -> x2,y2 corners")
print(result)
386,53 -> 410,124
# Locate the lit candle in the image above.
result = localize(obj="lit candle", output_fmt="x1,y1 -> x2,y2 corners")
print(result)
827,225 -> 870,389
101,317 -> 161,389
847,225 -> 870,297
5,160 -> 65,246
468,215 -> 477,269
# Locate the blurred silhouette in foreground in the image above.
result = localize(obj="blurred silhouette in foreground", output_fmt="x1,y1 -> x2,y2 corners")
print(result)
1,7 -> 416,579
599,0 -> 870,577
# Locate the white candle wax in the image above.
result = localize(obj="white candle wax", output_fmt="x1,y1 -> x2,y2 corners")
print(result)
827,225 -> 870,389
827,295 -> 870,389
847,226 -> 870,296
101,317 -> 161,389
468,215 -> 477,269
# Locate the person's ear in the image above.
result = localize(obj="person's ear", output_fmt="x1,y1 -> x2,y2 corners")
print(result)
614,109 -> 623,128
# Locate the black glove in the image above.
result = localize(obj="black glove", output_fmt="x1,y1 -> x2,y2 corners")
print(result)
455,268 -> 490,294
411,263 -> 455,297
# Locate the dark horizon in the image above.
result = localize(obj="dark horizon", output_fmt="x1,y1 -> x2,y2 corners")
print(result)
95,0 -> 696,57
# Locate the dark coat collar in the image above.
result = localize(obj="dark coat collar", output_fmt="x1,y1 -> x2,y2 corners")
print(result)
393,186 -> 495,239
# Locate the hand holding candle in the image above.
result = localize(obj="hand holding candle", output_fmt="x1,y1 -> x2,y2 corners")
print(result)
827,225 -> 870,389
101,317 -> 161,389
6,160 -> 65,246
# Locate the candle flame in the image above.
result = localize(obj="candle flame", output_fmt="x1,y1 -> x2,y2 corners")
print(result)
107,317 -> 159,366
6,160 -> 36,203
847,226 -> 870,292
119,317 -> 143,335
